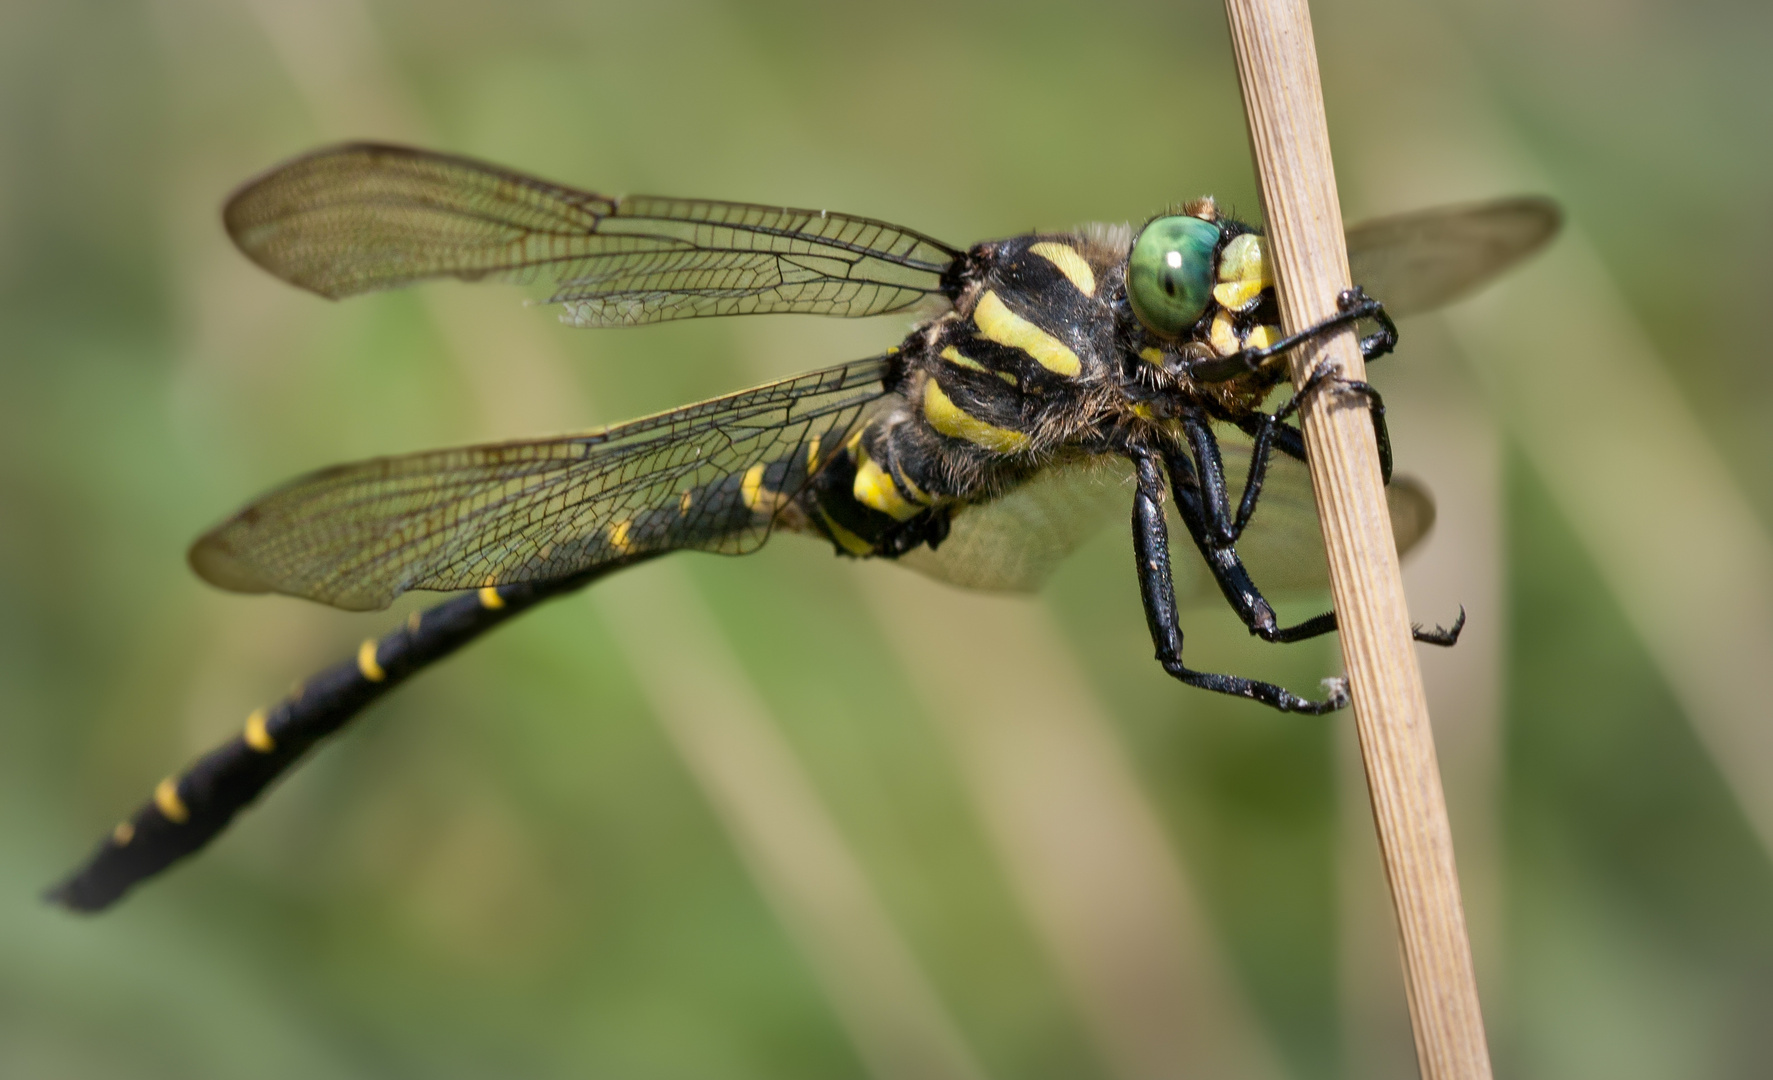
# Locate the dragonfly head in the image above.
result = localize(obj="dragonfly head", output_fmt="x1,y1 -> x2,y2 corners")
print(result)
1123,203 -> 1286,389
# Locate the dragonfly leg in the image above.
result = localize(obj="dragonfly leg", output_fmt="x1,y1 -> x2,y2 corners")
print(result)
46,562 -> 648,913
1129,448 -> 1348,714
1188,287 -> 1395,480
1166,431 -> 1462,649
1211,410 -> 1295,541
1273,358 -> 1395,483
1185,286 -> 1397,383
1166,430 -> 1339,644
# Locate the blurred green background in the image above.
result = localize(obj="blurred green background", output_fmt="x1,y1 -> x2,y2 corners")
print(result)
4,0 -> 1772,1077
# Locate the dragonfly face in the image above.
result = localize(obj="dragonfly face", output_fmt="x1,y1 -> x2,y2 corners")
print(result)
49,142 -> 1560,911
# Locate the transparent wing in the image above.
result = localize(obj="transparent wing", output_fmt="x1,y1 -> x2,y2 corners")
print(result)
189,359 -> 890,611
1346,196 -> 1561,318
223,142 -> 960,326
899,435 -> 1435,596
1208,446 -> 1436,604
898,455 -> 1135,591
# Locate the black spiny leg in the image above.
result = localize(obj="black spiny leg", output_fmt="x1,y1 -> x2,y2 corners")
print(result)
1185,286 -> 1397,383
47,561 -> 650,913
1169,427 -> 1340,644
1272,356 -> 1395,484
1189,286 -> 1397,481
1167,425 -> 1461,649
1129,449 -> 1348,714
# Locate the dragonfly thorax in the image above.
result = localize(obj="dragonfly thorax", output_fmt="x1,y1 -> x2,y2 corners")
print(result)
798,214 -> 1293,566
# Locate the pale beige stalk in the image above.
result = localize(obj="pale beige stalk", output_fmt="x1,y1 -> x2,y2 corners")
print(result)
1221,2 -> 1493,1078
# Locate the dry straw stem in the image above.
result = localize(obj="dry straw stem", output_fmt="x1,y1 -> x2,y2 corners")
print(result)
1220,1 -> 1494,1078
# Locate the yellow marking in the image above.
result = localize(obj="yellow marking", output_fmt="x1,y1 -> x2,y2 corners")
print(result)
1028,241 -> 1097,296
922,379 -> 1030,454
1213,279 -> 1265,312
1245,324 -> 1281,351
679,489 -> 694,515
942,346 -> 1016,386
742,464 -> 769,513
407,611 -> 422,633
941,344 -> 986,372
845,428 -> 865,454
111,820 -> 135,846
1132,403 -> 1157,421
895,464 -> 929,504
852,449 -> 922,521
1139,346 -> 1166,367
886,345 -> 900,355
819,508 -> 875,556
1216,232 -> 1266,280
805,435 -> 821,474
357,639 -> 386,682
1210,310 -> 1242,357
973,290 -> 1081,377
1213,233 -> 1269,313
743,466 -> 792,515
608,519 -> 635,553
478,585 -> 505,609
244,708 -> 274,753
155,777 -> 189,824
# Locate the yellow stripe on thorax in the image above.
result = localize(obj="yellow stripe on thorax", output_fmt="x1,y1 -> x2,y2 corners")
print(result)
1028,242 -> 1096,296
942,345 -> 1017,386
922,378 -> 1030,454
972,290 -> 1081,377
894,462 -> 929,504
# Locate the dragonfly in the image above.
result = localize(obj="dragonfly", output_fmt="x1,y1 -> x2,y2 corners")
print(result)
49,142 -> 1559,911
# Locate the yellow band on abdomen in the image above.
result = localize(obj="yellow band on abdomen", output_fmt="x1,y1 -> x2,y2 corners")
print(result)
244,708 -> 275,753
852,449 -> 924,521
154,777 -> 189,824
357,639 -> 386,682
819,509 -> 875,556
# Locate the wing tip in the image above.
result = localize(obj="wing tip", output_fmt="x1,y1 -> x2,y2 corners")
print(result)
187,532 -> 276,597
221,142 -> 434,301
1386,475 -> 1438,559
1498,193 -> 1564,253
188,535 -> 392,612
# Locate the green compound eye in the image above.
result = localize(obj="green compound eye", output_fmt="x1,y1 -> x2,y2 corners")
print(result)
1127,215 -> 1222,339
